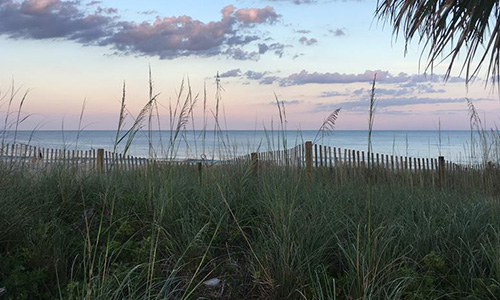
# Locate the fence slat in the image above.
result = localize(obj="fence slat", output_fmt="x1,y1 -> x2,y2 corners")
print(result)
314,144 -> 318,167
328,146 -> 332,168
319,145 -> 323,167
4,143 -> 9,162
333,147 -> 338,166
347,150 -> 351,167
344,149 -> 347,166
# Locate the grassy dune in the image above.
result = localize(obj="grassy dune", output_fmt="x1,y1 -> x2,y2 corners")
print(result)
1,161 -> 499,299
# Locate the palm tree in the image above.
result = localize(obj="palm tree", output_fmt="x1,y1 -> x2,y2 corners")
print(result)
375,0 -> 500,85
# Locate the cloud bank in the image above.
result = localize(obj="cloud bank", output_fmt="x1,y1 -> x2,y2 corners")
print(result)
0,0 -> 283,60
277,70 -> 463,86
315,97 -> 468,112
218,68 -> 465,89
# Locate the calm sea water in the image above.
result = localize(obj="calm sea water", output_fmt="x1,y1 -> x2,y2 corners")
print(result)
0,130 -> 491,163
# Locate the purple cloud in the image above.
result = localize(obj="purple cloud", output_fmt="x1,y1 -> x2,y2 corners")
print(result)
105,5 -> 281,59
96,7 -> 117,15
315,97 -> 468,112
319,91 -> 347,97
260,76 -> 280,85
219,68 -> 241,78
329,28 -> 345,36
138,10 -> 158,16
233,69 -> 464,87
373,88 -> 413,96
258,43 -> 269,54
280,70 -> 384,86
245,70 -> 269,80
0,1 -> 283,60
225,48 -> 259,60
352,88 -> 365,95
416,84 -> 446,94
298,36 -> 317,45
227,35 -> 260,45
398,74 -> 465,87
257,42 -> 286,57
352,87 -> 413,97
268,99 -> 302,105
0,0 -> 114,42
218,69 -> 275,81
108,14 -> 234,57
278,70 -> 463,86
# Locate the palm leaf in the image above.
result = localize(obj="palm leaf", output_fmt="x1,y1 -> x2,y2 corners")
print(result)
376,0 -> 500,85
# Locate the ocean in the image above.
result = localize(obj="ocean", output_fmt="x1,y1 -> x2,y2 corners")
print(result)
1,130 -> 495,164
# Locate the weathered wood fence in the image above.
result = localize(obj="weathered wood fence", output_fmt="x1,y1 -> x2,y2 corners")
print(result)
231,141 -> 487,188
0,143 -> 160,172
235,141 -> 456,171
0,141 -> 478,177
1,141 -> 495,193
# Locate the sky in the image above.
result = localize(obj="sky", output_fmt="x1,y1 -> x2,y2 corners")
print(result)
0,0 -> 499,131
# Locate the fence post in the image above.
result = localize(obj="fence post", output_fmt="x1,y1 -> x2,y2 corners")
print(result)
251,152 -> 258,177
96,148 -> 104,172
438,156 -> 445,189
305,141 -> 313,176
197,162 -> 203,184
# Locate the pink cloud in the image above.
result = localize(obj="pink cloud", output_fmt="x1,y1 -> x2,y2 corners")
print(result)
107,5 -> 281,59
221,5 -> 235,19
0,1 -> 283,60
20,0 -> 61,14
235,6 -> 280,24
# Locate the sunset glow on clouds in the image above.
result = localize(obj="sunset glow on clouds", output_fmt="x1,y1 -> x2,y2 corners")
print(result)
0,0 -> 498,130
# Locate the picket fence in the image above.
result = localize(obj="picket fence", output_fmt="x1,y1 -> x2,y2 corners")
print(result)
0,141 -> 472,174
0,143 -> 158,171
231,141 -> 471,171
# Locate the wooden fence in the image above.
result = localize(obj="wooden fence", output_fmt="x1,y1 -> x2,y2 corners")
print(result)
0,143 -> 160,172
0,141 -> 477,177
2,141 -> 496,193
231,141 -> 487,188
237,141 -> 454,171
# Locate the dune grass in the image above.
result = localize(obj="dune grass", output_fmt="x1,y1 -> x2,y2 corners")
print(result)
0,160 -> 499,299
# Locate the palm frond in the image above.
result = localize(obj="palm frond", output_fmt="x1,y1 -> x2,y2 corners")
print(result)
376,0 -> 500,85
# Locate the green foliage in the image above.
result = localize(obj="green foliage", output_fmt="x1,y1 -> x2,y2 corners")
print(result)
1,163 -> 500,299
